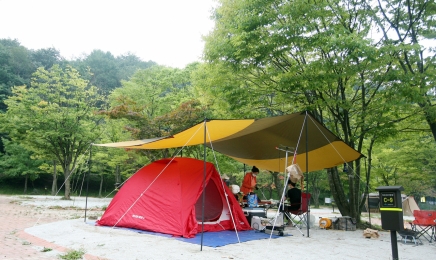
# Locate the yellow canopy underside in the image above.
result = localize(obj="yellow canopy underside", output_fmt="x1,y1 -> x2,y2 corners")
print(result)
96,120 -> 253,149
230,141 -> 360,172
95,113 -> 363,172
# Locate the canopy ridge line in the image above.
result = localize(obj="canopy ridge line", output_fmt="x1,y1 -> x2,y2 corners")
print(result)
110,124 -> 206,230
206,123 -> 241,244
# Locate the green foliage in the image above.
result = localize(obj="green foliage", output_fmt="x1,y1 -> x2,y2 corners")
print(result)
0,138 -> 43,180
1,64 -> 104,199
371,131 -> 436,197
71,50 -> 156,96
103,65 -> 210,161
58,248 -> 85,260
201,0 -> 436,220
41,247 -> 52,252
1,0 -> 436,216
30,47 -> 63,70
0,39 -> 34,112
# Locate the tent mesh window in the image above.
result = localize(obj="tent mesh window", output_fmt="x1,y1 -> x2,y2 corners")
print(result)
195,179 -> 223,222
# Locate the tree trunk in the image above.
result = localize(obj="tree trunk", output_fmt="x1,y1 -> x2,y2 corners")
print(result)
51,160 -> 57,196
115,165 -> 121,189
63,168 -> 71,200
311,188 -> 320,208
99,174 -> 104,198
23,174 -> 28,194
327,167 -> 351,216
421,106 -> 436,142
326,163 -> 363,222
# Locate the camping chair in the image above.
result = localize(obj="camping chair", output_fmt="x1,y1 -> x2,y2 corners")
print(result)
283,192 -> 311,230
410,210 -> 436,243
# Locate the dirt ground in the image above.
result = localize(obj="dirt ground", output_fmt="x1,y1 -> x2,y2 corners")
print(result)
1,195 -> 435,260
0,195 -> 105,259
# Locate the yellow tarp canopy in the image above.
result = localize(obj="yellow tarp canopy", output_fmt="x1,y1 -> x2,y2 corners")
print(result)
96,112 -> 363,172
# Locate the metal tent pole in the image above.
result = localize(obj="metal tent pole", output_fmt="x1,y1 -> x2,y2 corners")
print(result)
84,144 -> 92,222
200,119 -> 207,251
305,112 -> 310,237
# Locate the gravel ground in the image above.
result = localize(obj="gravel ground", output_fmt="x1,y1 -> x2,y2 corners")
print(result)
2,195 -> 435,260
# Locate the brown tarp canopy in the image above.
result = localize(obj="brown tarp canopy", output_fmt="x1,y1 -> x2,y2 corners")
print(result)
96,112 -> 363,172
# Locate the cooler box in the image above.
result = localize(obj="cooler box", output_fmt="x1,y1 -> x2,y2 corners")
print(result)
242,207 -> 266,225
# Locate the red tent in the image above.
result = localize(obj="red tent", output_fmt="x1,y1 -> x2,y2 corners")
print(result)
96,157 -> 250,238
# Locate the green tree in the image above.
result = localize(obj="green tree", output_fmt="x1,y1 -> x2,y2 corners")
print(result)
116,53 -> 157,81
71,50 -> 157,97
0,39 -> 35,112
367,0 -> 436,141
1,65 -> 104,199
371,132 -> 436,198
201,0 -> 429,221
30,47 -> 64,70
102,65 -> 215,163
0,138 -> 43,193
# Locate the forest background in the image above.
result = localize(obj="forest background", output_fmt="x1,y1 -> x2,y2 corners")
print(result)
0,0 -> 435,222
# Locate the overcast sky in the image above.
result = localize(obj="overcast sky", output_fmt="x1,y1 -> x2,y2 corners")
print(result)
0,0 -> 217,68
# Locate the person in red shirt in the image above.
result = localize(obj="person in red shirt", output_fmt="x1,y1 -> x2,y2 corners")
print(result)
240,166 -> 259,195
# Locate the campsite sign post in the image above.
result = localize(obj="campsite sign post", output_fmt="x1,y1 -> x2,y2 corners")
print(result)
376,186 -> 404,260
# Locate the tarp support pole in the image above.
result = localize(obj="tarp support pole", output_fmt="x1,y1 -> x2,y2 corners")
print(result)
84,143 -> 92,222
364,158 -> 371,227
305,111 -> 310,237
200,119 -> 207,251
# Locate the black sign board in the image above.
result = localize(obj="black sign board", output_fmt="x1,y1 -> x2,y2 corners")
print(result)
380,192 -> 396,207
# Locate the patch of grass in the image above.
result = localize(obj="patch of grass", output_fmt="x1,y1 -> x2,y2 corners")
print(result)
48,205 -> 80,210
58,248 -> 85,260
41,247 -> 52,252
0,183 -> 25,194
49,205 -> 64,210
18,195 -> 34,199
87,215 -> 99,220
69,214 -> 82,219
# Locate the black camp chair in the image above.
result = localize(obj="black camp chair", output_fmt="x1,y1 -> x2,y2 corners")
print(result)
283,193 -> 311,233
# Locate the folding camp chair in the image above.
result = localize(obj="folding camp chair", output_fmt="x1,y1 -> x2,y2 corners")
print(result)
283,193 -> 311,230
411,210 -> 436,243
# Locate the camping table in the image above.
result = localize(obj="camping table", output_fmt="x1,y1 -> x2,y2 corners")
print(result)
242,200 -> 272,208
242,207 -> 267,225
